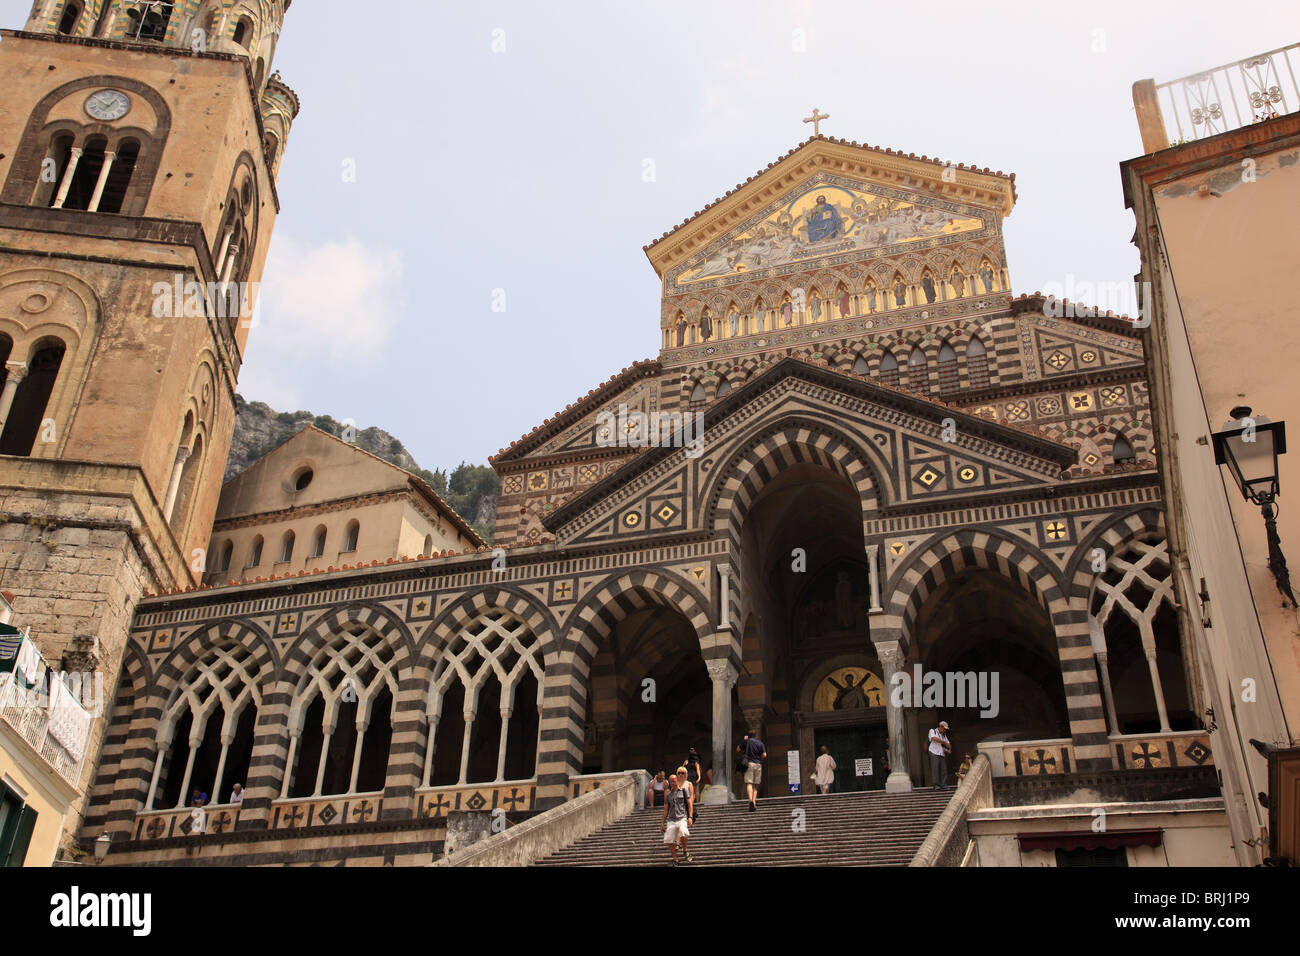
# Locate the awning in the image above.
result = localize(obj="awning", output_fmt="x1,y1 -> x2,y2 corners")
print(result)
1017,829 -> 1163,852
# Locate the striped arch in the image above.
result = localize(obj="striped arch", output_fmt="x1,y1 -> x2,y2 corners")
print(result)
419,586 -> 559,670
83,641 -> 153,839
567,568 -> 713,664
887,527 -> 1110,769
1064,507 -> 1165,600
151,618 -> 277,700
286,601 -> 416,678
704,415 -> 887,548
888,529 -> 1068,639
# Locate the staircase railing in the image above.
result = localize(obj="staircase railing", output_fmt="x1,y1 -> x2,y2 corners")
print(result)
909,754 -> 993,867
433,770 -> 648,867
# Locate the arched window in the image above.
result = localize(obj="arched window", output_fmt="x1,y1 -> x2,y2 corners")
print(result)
852,355 -> 869,375
342,521 -> 360,553
287,625 -> 396,798
937,342 -> 959,393
966,336 -> 990,389
1090,536 -> 1191,733
878,351 -> 899,388
233,17 -> 253,48
96,139 -> 140,215
151,642 -> 261,810
246,536 -> 263,569
131,3 -> 173,42
716,379 -> 732,398
423,534 -> 434,557
262,132 -> 280,169
908,346 -> 928,391
310,525 -> 327,559
170,432 -> 203,532
690,382 -> 707,409
279,531 -> 295,563
0,341 -> 65,457
425,610 -> 543,787
218,540 -> 233,573
57,2 -> 80,35
1112,433 -> 1137,465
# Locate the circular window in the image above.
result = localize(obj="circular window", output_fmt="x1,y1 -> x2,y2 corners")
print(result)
293,467 -> 314,491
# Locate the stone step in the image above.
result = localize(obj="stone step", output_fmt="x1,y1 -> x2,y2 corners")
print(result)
534,788 -> 953,867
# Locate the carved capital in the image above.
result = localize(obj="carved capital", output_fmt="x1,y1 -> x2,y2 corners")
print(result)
4,361 -> 29,385
874,641 -> 905,669
704,658 -> 739,687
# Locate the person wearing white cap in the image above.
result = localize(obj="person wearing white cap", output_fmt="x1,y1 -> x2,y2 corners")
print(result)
928,720 -> 951,789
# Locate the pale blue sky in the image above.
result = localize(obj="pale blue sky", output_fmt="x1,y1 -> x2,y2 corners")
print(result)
10,1 -> 1298,471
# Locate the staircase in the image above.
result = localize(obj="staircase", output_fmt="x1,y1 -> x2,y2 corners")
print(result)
534,788 -> 954,867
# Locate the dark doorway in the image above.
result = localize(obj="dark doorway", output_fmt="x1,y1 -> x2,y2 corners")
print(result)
814,724 -> 888,793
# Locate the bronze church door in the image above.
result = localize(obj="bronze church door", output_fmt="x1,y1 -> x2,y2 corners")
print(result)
814,725 -> 888,793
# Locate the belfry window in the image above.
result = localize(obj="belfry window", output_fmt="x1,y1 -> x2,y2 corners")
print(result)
129,2 -> 174,42
57,2 -> 80,35
233,17 -> 253,49
96,139 -> 139,215
0,341 -> 65,457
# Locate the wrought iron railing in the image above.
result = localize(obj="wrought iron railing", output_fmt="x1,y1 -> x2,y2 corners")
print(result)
1155,43 -> 1300,143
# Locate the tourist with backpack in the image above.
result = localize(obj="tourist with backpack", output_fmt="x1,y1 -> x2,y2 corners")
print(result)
660,772 -> 693,864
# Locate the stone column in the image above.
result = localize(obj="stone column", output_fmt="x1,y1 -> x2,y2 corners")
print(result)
865,543 -> 883,613
1096,650 -> 1120,734
718,565 -> 732,630
0,363 -> 29,435
220,240 -> 241,286
700,659 -> 738,805
51,147 -> 83,209
1144,648 -> 1172,732
87,150 -> 116,212
162,447 -> 190,521
875,641 -> 912,792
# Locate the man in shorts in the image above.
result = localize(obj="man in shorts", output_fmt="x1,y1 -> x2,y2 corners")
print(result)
737,733 -> 767,811
660,772 -> 693,864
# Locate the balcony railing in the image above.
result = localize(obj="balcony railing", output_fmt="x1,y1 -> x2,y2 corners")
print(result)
0,672 -> 89,790
1141,43 -> 1300,149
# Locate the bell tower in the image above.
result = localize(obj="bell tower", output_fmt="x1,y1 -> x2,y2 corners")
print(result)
0,0 -> 299,835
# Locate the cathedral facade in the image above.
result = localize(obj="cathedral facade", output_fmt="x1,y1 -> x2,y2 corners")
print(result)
0,4 -> 1239,868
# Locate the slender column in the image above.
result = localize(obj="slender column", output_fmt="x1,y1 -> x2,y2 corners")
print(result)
51,147 -> 83,209
1144,649 -> 1172,732
220,240 -> 241,286
349,719 -> 369,793
211,733 -> 233,802
718,565 -> 733,630
214,225 -> 236,277
87,149 -> 116,212
313,725 -> 334,796
162,447 -> 190,521
175,738 -> 200,808
422,705 -> 440,788
700,659 -> 739,805
280,733 -> 299,798
1096,650 -> 1121,734
875,642 -> 912,792
865,543 -> 883,613
144,742 -> 169,811
0,364 -> 29,435
457,710 -> 475,784
495,706 -> 512,781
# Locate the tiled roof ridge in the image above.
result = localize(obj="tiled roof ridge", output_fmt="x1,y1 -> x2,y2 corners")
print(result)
1011,291 -> 1146,332
490,358 -> 660,463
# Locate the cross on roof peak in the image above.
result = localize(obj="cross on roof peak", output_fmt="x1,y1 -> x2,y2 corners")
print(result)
803,108 -> 830,136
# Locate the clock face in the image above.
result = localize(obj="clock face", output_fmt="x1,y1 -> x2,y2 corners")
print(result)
85,89 -> 131,122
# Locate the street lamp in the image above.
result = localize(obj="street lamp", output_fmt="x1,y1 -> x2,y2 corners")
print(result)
1212,407 -> 1293,605
93,831 -> 112,865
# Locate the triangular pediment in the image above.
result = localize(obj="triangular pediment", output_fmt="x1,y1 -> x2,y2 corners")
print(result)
545,358 -> 1075,547
647,137 -> 1016,292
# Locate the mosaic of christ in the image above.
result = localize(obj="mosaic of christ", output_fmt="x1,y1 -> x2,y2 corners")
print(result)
676,184 -> 984,285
